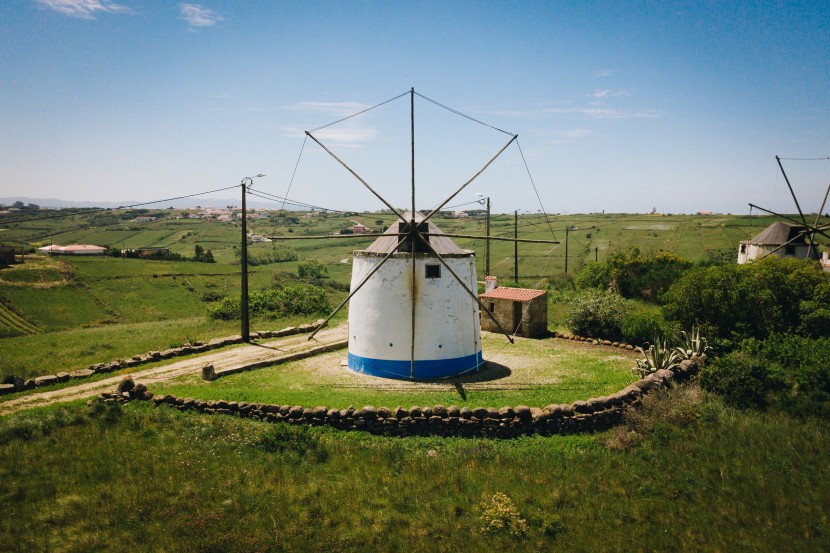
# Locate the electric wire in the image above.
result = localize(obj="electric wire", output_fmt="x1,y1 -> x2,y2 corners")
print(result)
281,133 -> 307,211
1,185 -> 239,225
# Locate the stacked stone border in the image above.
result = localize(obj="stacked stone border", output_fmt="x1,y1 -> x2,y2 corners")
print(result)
551,331 -> 639,351
102,358 -> 703,438
0,319 -> 326,395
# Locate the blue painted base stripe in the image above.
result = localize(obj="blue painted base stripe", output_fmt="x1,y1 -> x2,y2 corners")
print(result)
347,351 -> 483,380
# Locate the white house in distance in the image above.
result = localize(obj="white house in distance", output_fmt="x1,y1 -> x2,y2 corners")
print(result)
38,244 -> 106,256
737,222 -> 820,264
347,212 -> 482,380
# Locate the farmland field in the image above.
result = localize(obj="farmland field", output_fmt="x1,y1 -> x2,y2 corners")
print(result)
2,208 -> 829,552
1,208 -> 827,381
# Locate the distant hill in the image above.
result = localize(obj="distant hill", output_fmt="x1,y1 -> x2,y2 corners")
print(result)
0,196 -> 291,210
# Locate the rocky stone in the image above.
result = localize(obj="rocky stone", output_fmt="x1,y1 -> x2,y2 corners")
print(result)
572,400 -> 593,414
514,405 -> 531,421
313,406 -> 327,418
409,406 -> 422,418
34,375 -> 59,387
201,364 -> 216,381
432,405 -> 448,418
394,406 -> 409,419
288,405 -> 304,419
447,405 -> 461,418
69,369 -> 96,379
460,407 -> 473,419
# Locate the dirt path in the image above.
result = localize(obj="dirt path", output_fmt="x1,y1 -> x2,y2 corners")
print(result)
0,324 -> 349,416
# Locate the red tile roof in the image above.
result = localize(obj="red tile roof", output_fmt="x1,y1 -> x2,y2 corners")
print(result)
479,287 -> 546,302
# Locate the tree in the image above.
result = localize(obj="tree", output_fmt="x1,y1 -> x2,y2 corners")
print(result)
298,259 -> 328,279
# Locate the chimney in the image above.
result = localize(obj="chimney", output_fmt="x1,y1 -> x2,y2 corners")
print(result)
485,275 -> 498,292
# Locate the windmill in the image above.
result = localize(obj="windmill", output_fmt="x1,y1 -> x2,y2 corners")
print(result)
741,156 -> 830,263
274,88 -> 559,380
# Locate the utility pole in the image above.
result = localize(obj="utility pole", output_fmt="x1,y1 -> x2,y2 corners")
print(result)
514,209 -> 519,283
240,174 -> 266,343
564,225 -> 569,273
485,196 -> 491,277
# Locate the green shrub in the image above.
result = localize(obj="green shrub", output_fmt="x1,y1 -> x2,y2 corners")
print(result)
575,247 -> 691,301
699,351 -> 786,409
566,291 -> 627,340
297,259 -> 329,279
207,283 -> 330,320
663,257 -> 829,348
621,311 -> 667,345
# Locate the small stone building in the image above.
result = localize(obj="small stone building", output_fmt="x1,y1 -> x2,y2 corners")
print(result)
479,283 -> 548,338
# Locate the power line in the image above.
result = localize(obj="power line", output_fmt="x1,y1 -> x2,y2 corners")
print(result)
1,185 -> 239,225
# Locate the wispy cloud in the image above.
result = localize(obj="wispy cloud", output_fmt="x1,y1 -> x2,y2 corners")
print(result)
547,107 -> 659,119
179,3 -> 224,28
495,106 -> 660,120
595,69 -> 615,78
288,101 -> 372,117
593,89 -> 630,99
36,0 -> 134,20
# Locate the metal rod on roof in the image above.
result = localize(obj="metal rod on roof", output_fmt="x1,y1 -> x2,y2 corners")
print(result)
424,232 -> 559,245
776,155 -> 809,229
410,87 -> 416,379
807,183 -> 830,258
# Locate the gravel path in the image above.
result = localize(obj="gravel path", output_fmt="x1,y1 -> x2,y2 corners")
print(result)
0,324 -> 348,416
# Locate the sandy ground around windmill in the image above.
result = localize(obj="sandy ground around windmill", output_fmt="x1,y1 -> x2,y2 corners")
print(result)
281,331 -> 640,393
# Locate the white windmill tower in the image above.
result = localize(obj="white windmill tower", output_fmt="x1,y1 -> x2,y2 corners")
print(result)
295,88 -> 557,380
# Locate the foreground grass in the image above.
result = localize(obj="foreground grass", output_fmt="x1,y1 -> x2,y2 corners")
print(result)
0,388 -> 827,552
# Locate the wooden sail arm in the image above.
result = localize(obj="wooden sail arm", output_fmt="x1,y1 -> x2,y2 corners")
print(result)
421,133 -> 518,226
305,130 -> 407,223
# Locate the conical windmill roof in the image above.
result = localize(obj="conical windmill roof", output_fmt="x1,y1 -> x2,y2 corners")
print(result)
362,212 -> 469,255
749,221 -> 807,245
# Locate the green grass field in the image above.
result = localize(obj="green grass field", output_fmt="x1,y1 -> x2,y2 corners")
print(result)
2,209 -> 829,551
0,388 -> 826,551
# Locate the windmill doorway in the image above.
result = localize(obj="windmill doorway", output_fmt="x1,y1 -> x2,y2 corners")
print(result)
512,301 -> 523,335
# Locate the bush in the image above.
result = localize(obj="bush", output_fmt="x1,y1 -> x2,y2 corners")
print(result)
566,291 -> 627,340
621,310 -> 669,346
663,257 -> 829,349
297,259 -> 328,279
699,351 -> 786,409
575,247 -> 691,301
207,283 -> 330,320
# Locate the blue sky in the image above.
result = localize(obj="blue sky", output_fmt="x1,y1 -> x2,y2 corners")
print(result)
1,0 -> 829,214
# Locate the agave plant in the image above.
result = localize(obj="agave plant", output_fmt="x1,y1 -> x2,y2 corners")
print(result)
673,326 -> 712,360
633,335 -> 680,378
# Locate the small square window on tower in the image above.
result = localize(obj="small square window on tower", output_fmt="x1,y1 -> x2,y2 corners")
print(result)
425,264 -> 441,278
